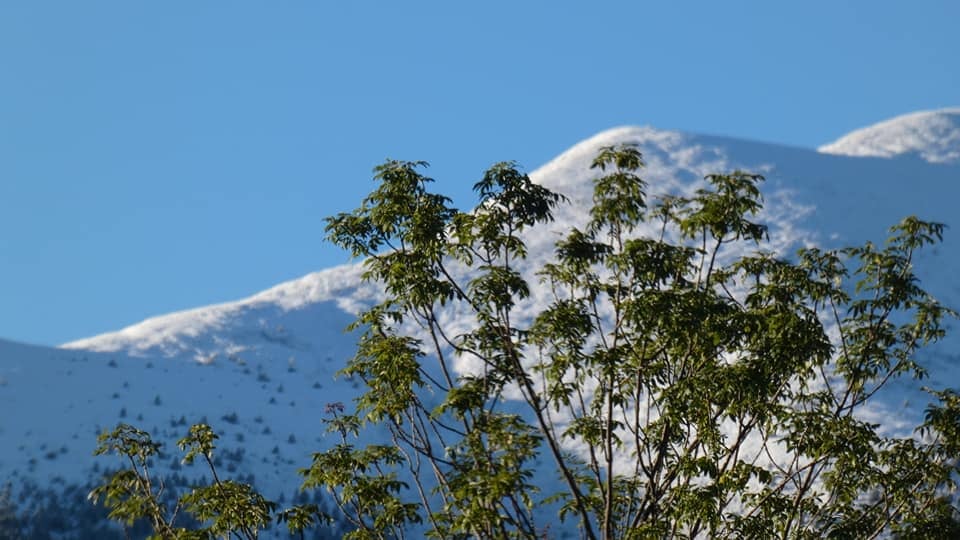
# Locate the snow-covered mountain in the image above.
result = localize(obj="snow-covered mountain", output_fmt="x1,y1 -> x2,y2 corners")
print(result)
2,108 -> 959,537
819,108 -> 960,164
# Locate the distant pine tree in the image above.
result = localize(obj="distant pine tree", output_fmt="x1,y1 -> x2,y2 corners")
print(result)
0,484 -> 23,540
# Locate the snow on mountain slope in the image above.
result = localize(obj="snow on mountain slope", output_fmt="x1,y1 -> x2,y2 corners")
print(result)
3,112 -> 960,535
62,263 -> 376,360
0,302 -> 362,478
819,107 -> 960,164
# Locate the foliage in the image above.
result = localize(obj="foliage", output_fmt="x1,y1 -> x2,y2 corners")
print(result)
317,146 -> 960,538
90,423 -> 339,539
93,146 -> 960,538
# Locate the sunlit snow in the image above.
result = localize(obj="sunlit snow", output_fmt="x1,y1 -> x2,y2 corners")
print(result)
819,107 -> 960,164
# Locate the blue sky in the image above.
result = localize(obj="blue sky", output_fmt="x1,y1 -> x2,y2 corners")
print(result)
1,1 -> 958,346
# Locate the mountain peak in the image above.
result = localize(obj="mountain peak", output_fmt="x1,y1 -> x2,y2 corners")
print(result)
818,108 -> 960,164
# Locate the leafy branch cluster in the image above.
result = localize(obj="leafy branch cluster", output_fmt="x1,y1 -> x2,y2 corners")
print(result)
90,423 -> 333,539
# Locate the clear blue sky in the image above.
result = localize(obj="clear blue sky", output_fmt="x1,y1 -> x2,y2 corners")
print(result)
1,2 -> 957,346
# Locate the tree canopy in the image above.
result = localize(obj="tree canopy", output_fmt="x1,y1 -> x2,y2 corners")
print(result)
93,145 -> 960,539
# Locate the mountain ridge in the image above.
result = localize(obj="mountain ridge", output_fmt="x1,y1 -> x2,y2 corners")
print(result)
61,113 -> 960,362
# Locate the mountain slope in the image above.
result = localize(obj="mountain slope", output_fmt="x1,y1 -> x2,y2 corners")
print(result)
2,110 -> 959,536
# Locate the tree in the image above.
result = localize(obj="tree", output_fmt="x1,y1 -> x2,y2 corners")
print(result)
0,484 -> 22,540
318,145 -> 960,539
95,145 -> 960,538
